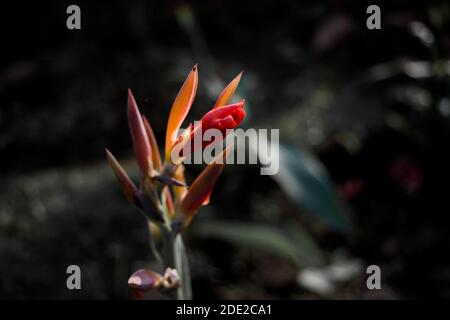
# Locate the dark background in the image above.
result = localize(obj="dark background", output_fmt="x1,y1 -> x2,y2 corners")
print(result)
1,0 -> 450,299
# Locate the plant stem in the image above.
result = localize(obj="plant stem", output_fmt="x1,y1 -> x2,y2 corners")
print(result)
174,234 -> 192,300
159,223 -> 193,300
152,181 -> 193,300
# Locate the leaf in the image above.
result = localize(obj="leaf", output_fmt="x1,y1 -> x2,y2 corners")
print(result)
174,234 -> 192,300
214,72 -> 243,108
165,65 -> 198,158
193,220 -> 324,268
274,145 -> 350,232
285,224 -> 325,267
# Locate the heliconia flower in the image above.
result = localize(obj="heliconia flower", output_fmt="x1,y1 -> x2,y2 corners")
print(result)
107,66 -> 247,299
179,146 -> 232,219
165,65 -> 198,160
213,71 -> 243,108
128,89 -> 153,176
105,148 -> 138,203
107,66 -> 245,227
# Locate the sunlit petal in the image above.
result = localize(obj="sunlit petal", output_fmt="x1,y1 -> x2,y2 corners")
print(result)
165,65 -> 198,159
214,71 -> 243,108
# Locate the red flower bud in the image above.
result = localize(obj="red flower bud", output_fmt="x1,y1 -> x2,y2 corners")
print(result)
170,100 -> 245,163
201,100 -> 246,134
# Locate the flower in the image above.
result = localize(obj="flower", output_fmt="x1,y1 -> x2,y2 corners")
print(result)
106,65 -> 245,226
169,73 -> 245,163
105,65 -> 246,297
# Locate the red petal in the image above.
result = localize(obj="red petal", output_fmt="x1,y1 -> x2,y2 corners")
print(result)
128,89 -> 152,176
201,100 -> 246,131
179,146 -> 232,218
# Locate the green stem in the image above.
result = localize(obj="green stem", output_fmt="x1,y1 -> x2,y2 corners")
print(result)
155,181 -> 192,300
160,226 -> 175,267
159,223 -> 192,300
174,234 -> 192,300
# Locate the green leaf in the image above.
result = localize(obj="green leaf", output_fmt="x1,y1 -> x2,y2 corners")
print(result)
192,220 -> 325,268
274,144 -> 350,232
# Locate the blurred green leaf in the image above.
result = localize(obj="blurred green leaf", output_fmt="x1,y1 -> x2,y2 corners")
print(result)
192,220 -> 325,268
285,223 -> 325,267
275,145 -> 350,232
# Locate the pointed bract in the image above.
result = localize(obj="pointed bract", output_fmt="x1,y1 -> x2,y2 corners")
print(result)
105,149 -> 138,203
163,187 -> 175,217
179,146 -> 232,218
142,115 -> 163,171
165,65 -> 198,159
214,71 -> 243,108
128,89 -> 152,176
152,174 -> 186,187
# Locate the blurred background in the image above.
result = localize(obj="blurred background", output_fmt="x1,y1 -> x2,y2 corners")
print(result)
1,0 -> 450,299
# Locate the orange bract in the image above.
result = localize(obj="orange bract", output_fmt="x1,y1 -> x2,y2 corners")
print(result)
179,145 -> 233,218
214,71 -> 243,108
165,65 -> 198,159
